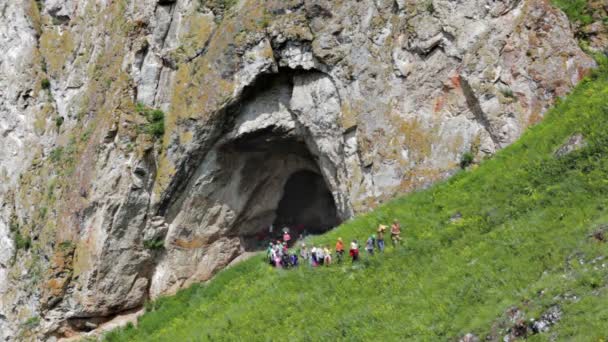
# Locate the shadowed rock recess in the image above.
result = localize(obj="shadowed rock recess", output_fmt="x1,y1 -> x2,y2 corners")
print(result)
0,0 -> 601,339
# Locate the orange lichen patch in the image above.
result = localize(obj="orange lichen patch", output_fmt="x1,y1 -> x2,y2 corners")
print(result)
577,66 -> 591,82
40,244 -> 75,308
398,118 -> 433,162
180,131 -> 194,145
267,9 -> 312,41
173,238 -> 205,250
340,101 -> 360,130
434,95 -> 445,113
451,135 -> 465,154
46,278 -> 68,296
179,12 -> 216,56
528,100 -> 544,126
527,111 -> 543,125
39,29 -> 75,78
153,154 -> 177,197
450,74 -> 462,89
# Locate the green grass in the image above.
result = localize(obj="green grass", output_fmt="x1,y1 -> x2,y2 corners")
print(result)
105,57 -> 608,341
551,0 -> 597,26
136,103 -> 165,139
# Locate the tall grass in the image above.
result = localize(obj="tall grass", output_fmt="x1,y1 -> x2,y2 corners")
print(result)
551,0 -> 596,26
105,59 -> 608,341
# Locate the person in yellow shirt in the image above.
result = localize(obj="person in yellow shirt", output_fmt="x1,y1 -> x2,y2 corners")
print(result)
377,224 -> 387,252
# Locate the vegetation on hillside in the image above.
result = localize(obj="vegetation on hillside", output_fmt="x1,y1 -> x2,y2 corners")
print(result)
136,102 -> 165,139
552,0 -> 600,26
104,55 -> 608,341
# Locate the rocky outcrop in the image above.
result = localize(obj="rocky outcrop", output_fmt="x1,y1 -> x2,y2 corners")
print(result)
0,0 -> 597,339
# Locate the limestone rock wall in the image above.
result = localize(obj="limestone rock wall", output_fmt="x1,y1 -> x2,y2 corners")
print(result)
0,0 -> 596,339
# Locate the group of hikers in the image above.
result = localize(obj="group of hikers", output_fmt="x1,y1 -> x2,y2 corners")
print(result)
265,219 -> 403,268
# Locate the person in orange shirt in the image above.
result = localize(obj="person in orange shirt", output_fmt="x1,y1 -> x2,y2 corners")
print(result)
335,237 -> 345,264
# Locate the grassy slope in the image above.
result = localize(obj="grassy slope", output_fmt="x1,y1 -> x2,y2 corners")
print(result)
104,56 -> 608,341
552,0 -> 597,25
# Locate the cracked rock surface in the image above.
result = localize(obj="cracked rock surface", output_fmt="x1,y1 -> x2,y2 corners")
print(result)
0,0 -> 596,339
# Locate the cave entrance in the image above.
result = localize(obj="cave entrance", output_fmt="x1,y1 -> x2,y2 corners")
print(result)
273,170 -> 340,238
225,135 -> 342,251
215,71 -> 343,251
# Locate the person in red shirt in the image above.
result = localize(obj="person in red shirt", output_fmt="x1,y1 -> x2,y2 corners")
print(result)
349,240 -> 359,262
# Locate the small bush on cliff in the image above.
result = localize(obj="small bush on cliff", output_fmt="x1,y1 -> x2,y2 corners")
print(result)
143,238 -> 165,250
14,231 -> 32,251
58,241 -> 75,252
22,316 -> 40,329
41,78 -> 51,90
54,116 -> 64,129
460,151 -> 474,169
146,110 -> 165,138
49,147 -> 64,163
136,103 -> 165,139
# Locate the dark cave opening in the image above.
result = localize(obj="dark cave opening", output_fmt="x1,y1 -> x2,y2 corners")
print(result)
273,170 -> 340,237
233,140 -> 343,251
228,135 -> 342,251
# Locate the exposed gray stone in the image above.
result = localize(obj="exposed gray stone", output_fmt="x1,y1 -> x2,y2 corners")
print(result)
555,133 -> 587,157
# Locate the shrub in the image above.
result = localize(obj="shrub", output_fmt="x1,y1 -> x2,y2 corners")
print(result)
39,206 -> 48,219
137,104 -> 165,139
41,78 -> 51,90
55,116 -> 64,128
81,128 -> 92,142
135,102 -> 146,113
144,300 -> 161,313
22,316 -> 40,329
460,151 -> 474,169
500,87 -> 516,99
143,238 -> 165,250
58,240 -> 75,251
50,147 -> 64,163
147,110 -> 165,137
14,231 -> 32,251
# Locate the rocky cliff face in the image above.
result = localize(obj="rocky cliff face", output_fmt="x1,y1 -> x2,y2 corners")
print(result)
0,0 -> 598,339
